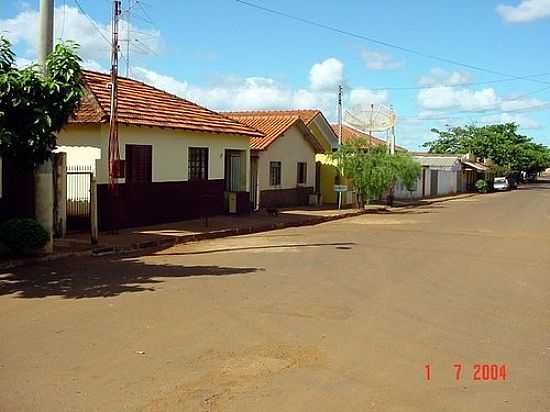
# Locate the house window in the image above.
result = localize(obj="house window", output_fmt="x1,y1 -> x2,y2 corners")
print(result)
126,144 -> 152,183
270,161 -> 281,186
189,147 -> 208,180
297,162 -> 307,185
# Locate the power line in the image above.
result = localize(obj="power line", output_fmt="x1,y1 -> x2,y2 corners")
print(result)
58,0 -> 67,40
369,72 -> 550,92
235,0 -> 550,87
73,0 -> 111,45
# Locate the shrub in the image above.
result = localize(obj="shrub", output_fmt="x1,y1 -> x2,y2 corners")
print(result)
0,218 -> 49,255
475,179 -> 489,193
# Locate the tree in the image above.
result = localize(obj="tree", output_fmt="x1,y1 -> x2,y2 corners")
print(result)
423,122 -> 550,173
331,139 -> 421,207
0,36 -> 84,169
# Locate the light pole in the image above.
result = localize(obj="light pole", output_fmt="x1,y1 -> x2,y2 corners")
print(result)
35,0 -> 55,252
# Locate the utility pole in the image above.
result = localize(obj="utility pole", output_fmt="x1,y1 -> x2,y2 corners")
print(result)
39,0 -> 54,73
337,85 -> 343,145
337,85 -> 343,209
108,0 -> 122,233
36,0 -> 55,252
109,0 -> 122,184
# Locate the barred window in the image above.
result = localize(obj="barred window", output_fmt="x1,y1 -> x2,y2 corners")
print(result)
189,147 -> 208,180
270,161 -> 281,186
297,162 -> 307,185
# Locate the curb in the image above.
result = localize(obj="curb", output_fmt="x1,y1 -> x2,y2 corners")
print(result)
0,209 -> 374,270
392,192 -> 478,208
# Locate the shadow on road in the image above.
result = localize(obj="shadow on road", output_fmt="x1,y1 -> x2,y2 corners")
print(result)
151,242 -> 357,257
0,257 -> 261,300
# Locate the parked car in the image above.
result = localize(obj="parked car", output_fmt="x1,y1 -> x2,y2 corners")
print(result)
526,172 -> 538,182
493,177 -> 510,191
505,171 -> 520,189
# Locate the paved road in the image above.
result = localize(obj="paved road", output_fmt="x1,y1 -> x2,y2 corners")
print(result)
1,181 -> 550,411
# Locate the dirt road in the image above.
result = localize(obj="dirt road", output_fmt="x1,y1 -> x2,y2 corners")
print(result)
1,182 -> 550,411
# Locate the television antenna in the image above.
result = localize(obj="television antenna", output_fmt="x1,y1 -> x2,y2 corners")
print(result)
344,103 -> 397,154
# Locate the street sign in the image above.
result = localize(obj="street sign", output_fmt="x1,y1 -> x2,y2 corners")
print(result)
333,184 -> 348,192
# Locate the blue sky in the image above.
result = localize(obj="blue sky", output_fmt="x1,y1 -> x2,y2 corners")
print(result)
2,0 -> 550,149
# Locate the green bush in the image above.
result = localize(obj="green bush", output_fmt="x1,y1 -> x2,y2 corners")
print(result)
475,179 -> 489,193
0,218 -> 49,255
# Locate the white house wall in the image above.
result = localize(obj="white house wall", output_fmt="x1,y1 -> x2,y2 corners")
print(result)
257,125 -> 316,191
437,170 -> 458,195
57,124 -> 251,188
394,175 -> 424,200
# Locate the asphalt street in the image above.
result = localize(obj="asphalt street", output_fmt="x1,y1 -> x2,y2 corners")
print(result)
1,181 -> 549,411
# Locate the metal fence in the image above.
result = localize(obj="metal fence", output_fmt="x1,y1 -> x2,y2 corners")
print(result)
66,165 -> 93,231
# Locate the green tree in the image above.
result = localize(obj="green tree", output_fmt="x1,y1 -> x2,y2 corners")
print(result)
423,122 -> 550,173
331,139 -> 421,207
0,36 -> 84,169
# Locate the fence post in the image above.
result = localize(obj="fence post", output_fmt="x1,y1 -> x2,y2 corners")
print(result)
53,152 -> 67,238
90,174 -> 98,245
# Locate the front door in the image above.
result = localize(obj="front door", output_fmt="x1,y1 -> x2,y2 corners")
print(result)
224,150 -> 243,192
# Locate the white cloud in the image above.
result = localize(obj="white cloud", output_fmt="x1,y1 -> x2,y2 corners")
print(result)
497,0 -> 550,22
417,87 -> 499,112
0,5 -> 160,64
417,67 -> 472,87
309,58 -> 344,91
417,84 -> 549,117
349,89 -> 390,106
131,60 -> 388,121
133,67 -> 190,96
480,113 -> 541,129
500,96 -> 545,111
361,48 -> 404,70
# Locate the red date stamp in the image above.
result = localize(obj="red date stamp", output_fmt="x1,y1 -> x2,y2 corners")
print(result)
425,364 -> 507,381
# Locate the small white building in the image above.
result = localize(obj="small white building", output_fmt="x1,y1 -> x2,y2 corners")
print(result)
394,154 -> 463,200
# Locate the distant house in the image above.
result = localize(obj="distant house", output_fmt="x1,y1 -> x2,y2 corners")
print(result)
225,111 -> 325,209
395,154 -> 463,200
57,70 -> 263,230
460,154 -> 491,192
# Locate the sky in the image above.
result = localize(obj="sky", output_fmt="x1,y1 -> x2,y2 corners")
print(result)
2,0 -> 550,150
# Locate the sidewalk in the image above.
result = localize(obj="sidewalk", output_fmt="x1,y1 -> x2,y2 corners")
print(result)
1,206 -> 379,269
0,192 -> 481,270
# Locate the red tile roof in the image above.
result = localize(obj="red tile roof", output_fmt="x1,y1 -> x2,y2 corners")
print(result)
331,124 -> 406,151
224,111 -> 324,152
70,70 -> 263,138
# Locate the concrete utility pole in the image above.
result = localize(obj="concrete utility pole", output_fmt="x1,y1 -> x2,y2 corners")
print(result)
337,85 -> 343,210
39,0 -> 54,72
36,0 -> 55,252
337,85 -> 343,145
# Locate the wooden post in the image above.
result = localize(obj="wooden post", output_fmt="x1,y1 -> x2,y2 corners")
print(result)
90,174 -> 98,245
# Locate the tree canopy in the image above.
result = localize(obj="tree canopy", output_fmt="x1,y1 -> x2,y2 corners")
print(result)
331,139 -> 421,206
423,123 -> 550,173
0,36 -> 84,169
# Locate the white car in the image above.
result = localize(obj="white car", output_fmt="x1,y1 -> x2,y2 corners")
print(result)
493,177 -> 510,191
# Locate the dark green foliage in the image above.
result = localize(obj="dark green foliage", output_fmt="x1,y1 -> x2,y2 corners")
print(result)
423,123 -> 550,173
330,139 -> 421,206
475,179 -> 489,193
0,218 -> 49,254
0,37 -> 84,169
